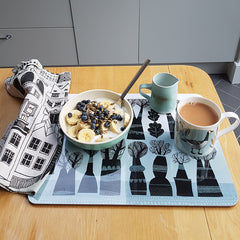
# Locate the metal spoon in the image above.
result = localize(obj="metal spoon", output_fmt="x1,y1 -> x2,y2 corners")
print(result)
116,59 -> 150,106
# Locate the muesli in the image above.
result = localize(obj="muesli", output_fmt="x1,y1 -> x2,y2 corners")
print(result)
65,99 -> 131,143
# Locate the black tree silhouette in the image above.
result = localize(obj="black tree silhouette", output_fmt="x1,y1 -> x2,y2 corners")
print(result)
128,141 -> 148,195
149,140 -> 172,196
127,99 -> 149,140
172,152 -> 193,196
100,140 -> 126,195
53,142 -> 83,195
194,149 -> 223,197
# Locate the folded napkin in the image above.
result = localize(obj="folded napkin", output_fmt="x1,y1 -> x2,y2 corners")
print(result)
0,59 -> 71,194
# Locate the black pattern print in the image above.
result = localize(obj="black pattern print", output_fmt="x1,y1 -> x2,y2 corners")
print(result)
194,149 -> 223,197
148,109 -> 164,138
53,143 -> 83,195
78,150 -> 98,193
148,122 -> 164,138
0,59 -> 71,194
128,141 -> 148,195
166,113 -> 175,139
148,109 -> 159,122
172,152 -> 193,196
27,97 -> 234,206
127,99 -> 148,140
149,140 -> 172,196
100,140 -> 126,195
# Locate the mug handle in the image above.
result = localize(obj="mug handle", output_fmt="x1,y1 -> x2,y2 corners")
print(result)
139,84 -> 152,100
217,112 -> 240,139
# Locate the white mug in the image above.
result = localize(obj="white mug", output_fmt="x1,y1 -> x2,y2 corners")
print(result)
175,96 -> 239,157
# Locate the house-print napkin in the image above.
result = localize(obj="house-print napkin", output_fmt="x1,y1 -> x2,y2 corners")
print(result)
0,59 -> 71,194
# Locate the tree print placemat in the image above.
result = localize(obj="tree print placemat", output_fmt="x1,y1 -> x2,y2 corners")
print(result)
28,94 -> 238,206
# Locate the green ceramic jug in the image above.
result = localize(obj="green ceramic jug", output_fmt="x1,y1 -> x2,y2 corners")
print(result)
139,73 -> 179,113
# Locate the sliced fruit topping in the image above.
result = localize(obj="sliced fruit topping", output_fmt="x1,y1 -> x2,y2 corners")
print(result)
65,110 -> 81,125
77,129 -> 95,143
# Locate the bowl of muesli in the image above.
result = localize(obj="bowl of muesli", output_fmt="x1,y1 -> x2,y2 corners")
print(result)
59,89 -> 133,150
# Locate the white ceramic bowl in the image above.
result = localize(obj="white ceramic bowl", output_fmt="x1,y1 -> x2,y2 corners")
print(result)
59,89 -> 133,150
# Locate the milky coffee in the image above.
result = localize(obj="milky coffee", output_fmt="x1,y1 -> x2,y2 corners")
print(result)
179,102 -> 219,126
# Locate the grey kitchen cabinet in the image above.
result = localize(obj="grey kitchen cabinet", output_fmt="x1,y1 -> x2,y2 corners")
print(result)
0,0 -> 77,67
0,28 -> 77,67
1,0 -> 240,72
0,0 -> 72,28
70,0 -> 139,65
139,0 -> 240,64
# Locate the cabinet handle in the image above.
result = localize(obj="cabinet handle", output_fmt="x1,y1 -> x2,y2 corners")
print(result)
0,34 -> 13,40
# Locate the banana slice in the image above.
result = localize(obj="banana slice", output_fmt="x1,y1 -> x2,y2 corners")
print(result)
68,125 -> 79,138
124,112 -> 130,127
77,129 -> 95,143
77,120 -> 90,130
110,120 -> 120,134
100,100 -> 115,111
100,122 -> 108,133
65,110 -> 81,125
100,100 -> 112,108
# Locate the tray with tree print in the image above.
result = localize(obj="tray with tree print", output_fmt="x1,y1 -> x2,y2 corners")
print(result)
28,94 -> 238,206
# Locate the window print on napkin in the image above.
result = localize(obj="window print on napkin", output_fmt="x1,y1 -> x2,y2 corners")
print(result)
0,59 -> 71,194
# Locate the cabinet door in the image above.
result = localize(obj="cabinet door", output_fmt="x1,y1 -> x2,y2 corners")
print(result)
71,0 -> 139,65
139,0 -> 240,63
0,28 -> 78,67
0,0 -> 72,28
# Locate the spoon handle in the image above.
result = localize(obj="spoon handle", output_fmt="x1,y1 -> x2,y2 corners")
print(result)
120,59 -> 150,100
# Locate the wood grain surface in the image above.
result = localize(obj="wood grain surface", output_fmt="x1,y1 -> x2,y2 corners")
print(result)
0,65 -> 239,240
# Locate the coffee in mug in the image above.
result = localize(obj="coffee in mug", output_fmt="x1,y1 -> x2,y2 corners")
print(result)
175,96 -> 239,157
179,102 -> 219,126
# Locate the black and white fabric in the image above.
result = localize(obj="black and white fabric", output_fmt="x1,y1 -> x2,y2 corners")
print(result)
0,59 -> 71,194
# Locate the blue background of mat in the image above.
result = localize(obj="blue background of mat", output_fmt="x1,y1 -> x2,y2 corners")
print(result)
28,94 -> 238,206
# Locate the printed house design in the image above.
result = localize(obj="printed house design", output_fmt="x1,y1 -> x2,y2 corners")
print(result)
0,65 -> 70,191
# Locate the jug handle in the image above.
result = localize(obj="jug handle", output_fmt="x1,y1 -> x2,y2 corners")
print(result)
139,84 -> 152,100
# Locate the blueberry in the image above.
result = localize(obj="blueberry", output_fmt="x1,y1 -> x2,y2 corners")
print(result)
98,106 -> 103,111
120,127 -> 125,131
110,114 -> 117,120
77,101 -> 85,108
103,109 -> 109,116
78,101 -> 85,106
67,112 -> 72,118
104,121 -> 110,128
91,123 -> 96,130
82,100 -> 90,104
99,114 -> 105,120
96,110 -> 101,116
81,115 -> 88,122
95,129 -> 101,135
116,114 -> 123,121
92,118 -> 97,124
89,113 -> 94,119
77,104 -> 85,111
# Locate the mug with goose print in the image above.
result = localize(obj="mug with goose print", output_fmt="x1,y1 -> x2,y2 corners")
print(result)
175,96 -> 239,157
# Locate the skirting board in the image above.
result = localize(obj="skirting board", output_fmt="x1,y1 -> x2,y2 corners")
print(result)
227,61 -> 240,84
